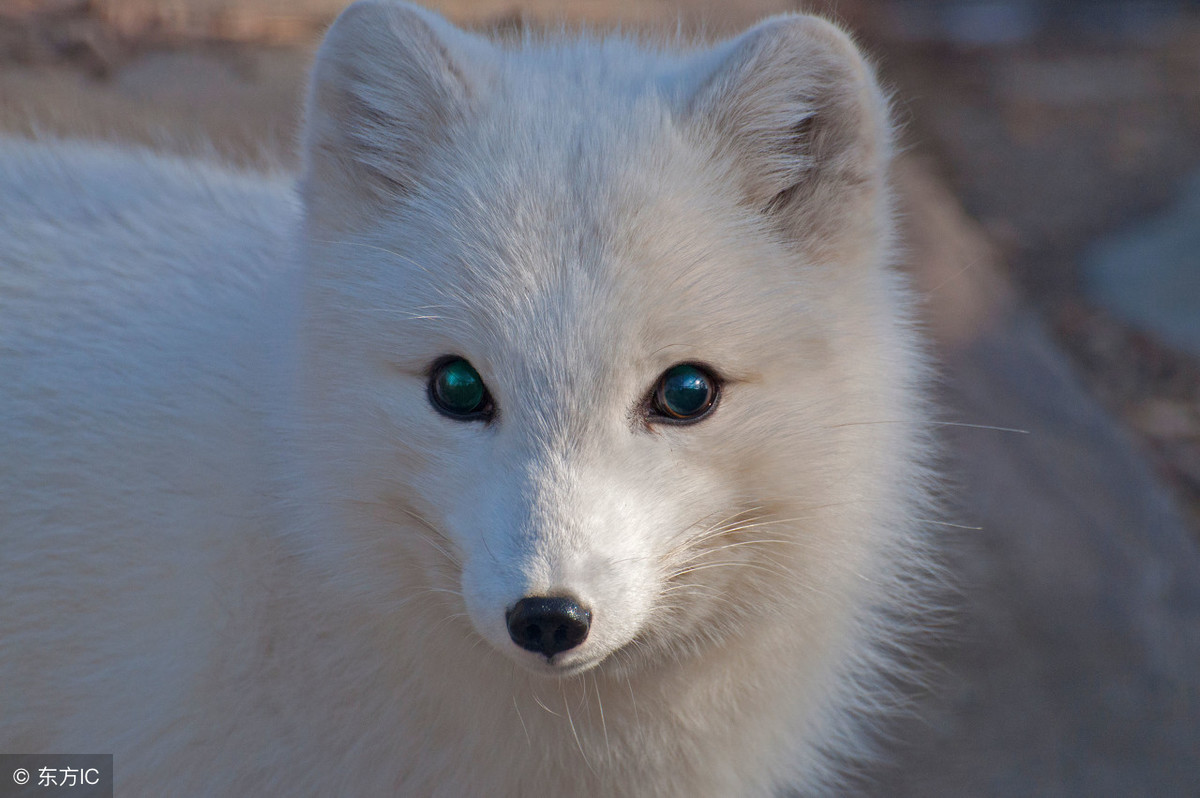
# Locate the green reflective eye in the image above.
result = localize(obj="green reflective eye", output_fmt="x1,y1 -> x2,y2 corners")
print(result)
653,363 -> 717,422
430,357 -> 491,420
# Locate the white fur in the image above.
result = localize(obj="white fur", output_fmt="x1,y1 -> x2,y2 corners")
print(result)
0,3 -> 937,795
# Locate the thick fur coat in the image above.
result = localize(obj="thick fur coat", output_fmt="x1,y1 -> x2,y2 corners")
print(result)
0,3 -> 936,795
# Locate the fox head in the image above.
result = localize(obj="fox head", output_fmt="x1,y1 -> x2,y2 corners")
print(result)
292,0 -> 930,682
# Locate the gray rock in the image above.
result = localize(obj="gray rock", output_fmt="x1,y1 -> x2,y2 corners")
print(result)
1084,169 -> 1200,357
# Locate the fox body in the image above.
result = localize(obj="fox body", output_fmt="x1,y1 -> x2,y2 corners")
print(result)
0,3 -> 935,795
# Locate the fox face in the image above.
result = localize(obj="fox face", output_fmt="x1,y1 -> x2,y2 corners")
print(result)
293,0 -> 922,682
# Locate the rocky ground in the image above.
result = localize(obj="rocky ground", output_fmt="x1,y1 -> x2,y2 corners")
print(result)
2,1 -> 1198,795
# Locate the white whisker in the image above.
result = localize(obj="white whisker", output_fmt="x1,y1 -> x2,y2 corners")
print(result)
915,518 -> 983,530
531,692 -> 560,718
592,672 -> 610,759
562,681 -> 595,775
513,695 -> 531,747
829,419 -> 1030,435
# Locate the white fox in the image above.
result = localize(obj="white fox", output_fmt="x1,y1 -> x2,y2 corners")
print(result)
0,2 -> 937,795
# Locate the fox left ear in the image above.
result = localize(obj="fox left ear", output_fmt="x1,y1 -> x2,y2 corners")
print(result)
682,16 -> 892,254
300,0 -> 494,235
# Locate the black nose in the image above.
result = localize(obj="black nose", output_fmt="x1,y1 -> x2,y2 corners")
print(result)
505,596 -> 591,657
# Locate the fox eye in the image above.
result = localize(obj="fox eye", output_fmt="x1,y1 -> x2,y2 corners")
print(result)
650,363 -> 719,423
429,357 -> 493,421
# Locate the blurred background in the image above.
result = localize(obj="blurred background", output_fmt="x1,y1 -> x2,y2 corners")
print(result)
1,0 -> 1197,794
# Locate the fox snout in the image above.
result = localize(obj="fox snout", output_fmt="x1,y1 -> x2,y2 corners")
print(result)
460,515 -> 656,672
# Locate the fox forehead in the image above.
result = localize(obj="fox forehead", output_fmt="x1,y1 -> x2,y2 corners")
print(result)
374,183 -> 792,412
377,120 -> 800,361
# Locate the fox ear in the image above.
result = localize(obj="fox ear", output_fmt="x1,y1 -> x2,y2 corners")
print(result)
301,0 -> 491,234
684,16 -> 891,252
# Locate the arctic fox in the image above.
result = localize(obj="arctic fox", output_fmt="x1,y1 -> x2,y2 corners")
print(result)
0,2 -> 936,795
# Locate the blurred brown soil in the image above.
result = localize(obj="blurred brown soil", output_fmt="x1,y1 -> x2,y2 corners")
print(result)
2,2 -> 1198,796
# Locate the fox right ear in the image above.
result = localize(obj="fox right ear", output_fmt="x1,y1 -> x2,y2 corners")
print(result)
301,0 -> 492,235
682,16 -> 892,257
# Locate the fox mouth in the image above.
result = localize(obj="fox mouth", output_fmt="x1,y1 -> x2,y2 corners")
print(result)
510,646 -> 607,677
510,628 -> 662,679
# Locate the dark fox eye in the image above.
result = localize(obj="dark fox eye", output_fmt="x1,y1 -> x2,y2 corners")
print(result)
651,363 -> 718,423
429,357 -> 493,421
